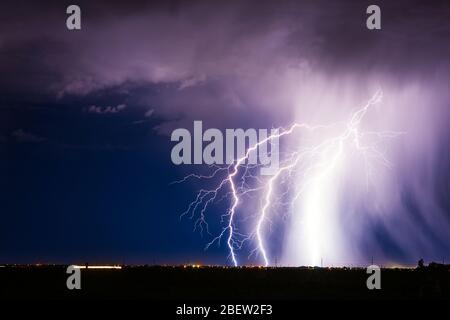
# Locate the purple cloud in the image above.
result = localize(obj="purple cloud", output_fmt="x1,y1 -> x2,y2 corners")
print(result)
88,104 -> 127,114
12,129 -> 45,143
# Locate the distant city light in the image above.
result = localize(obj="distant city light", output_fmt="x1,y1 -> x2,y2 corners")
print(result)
72,265 -> 122,269
183,264 -> 202,268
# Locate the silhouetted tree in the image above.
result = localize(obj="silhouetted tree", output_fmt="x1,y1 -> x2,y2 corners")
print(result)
418,258 -> 424,268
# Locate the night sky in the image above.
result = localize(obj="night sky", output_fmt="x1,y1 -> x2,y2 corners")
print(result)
0,0 -> 449,266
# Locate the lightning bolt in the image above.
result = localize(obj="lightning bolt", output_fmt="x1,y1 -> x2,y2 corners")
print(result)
175,90 -> 404,266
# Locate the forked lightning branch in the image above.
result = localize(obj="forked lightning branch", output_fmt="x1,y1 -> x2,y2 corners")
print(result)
171,122 -> 280,175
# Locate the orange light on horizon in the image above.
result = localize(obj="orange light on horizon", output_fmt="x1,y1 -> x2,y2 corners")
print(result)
183,264 -> 202,268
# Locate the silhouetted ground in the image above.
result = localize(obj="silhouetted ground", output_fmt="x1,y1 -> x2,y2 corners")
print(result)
1,265 -> 449,300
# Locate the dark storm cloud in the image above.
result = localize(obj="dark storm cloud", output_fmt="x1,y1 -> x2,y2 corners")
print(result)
1,0 -> 449,129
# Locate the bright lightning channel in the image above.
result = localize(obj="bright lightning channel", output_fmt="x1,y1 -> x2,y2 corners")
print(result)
176,90 -> 403,267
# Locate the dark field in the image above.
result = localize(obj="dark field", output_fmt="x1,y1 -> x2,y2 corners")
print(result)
1,265 -> 449,300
